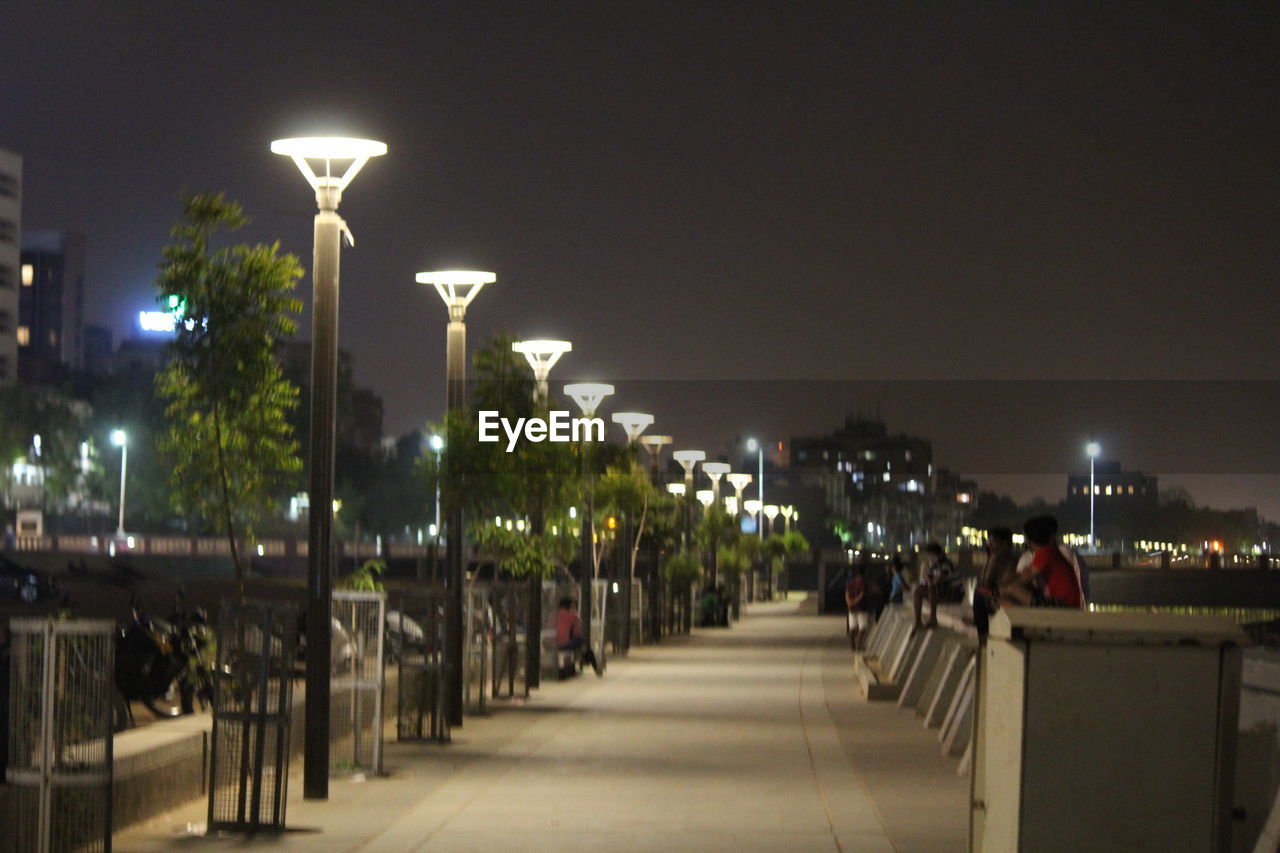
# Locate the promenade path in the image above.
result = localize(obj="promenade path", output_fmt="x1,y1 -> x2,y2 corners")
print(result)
115,597 -> 967,852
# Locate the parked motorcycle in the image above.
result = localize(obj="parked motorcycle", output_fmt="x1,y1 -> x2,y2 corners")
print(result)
113,593 -> 214,729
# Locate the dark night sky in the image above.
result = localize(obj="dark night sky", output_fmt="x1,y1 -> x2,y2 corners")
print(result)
2,2 -> 1278,518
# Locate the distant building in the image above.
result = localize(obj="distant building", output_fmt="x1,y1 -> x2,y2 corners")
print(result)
1065,460 -> 1158,513
790,415 -> 975,550
81,323 -> 114,375
19,230 -> 85,384
0,148 -> 20,385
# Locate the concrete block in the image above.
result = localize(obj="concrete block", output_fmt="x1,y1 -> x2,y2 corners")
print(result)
916,638 -> 960,720
898,629 -> 946,711
925,646 -> 973,729
940,656 -> 976,757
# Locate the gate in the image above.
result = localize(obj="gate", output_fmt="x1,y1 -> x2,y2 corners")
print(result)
490,583 -> 528,700
331,591 -> 385,775
394,587 -> 450,742
7,618 -> 114,853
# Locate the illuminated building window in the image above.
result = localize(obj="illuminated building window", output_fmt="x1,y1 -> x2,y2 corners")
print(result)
16,325 -> 29,346
21,263 -> 33,286
1105,485 -> 1112,496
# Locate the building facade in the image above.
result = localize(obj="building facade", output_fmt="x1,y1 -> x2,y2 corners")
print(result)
0,148 -> 20,385
19,229 -> 85,384
790,415 -> 975,550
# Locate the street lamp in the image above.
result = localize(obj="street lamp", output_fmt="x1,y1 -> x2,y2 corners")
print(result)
695,490 -> 714,512
639,434 -> 673,479
746,438 -> 765,542
727,472 -> 753,515
429,434 -> 444,581
110,429 -> 127,538
512,340 -> 572,403
1086,441 -> 1101,548
419,270 -> 495,727
763,504 -> 780,535
667,483 -> 686,497
701,462 -> 730,504
672,450 -> 705,552
610,412 -> 652,655
564,382 -> 614,663
781,504 -> 794,535
273,136 -> 385,799
611,412 -> 654,445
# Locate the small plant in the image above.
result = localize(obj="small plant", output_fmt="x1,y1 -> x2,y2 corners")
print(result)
338,558 -> 386,592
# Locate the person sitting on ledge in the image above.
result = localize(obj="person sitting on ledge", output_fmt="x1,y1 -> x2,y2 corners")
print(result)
556,597 -> 602,676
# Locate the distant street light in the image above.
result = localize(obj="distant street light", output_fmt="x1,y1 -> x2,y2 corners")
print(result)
695,490 -> 715,512
419,270 -> 495,727
273,135 -> 385,800
667,482 -> 687,497
781,504 -> 794,535
429,434 -> 444,578
763,504 -> 780,535
746,438 -> 765,542
701,462 -> 730,504
672,450 -> 705,552
110,429 -> 127,538
639,434 -> 673,479
611,412 -> 654,445
565,382 -> 614,660
513,340 -> 572,403
1086,441 -> 1102,548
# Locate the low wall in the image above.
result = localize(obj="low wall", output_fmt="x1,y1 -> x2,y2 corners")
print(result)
0,671 -> 401,848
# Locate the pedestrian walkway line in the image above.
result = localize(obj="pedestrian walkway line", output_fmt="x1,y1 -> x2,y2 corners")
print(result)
798,634 -> 899,853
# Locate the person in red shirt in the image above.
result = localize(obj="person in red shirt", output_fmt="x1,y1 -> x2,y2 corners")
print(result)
556,598 -> 602,676
1017,515 -> 1083,608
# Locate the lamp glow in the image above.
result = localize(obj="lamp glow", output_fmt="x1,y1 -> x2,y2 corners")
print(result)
417,271 -> 496,322
611,412 -> 654,444
563,383 -> 614,418
667,483 -> 686,496
513,340 -> 572,400
695,490 -> 714,509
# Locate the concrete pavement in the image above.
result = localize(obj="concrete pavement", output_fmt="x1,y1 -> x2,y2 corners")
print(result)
115,597 -> 967,852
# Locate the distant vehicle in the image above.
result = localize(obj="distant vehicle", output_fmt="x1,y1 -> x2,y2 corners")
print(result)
0,555 -> 58,604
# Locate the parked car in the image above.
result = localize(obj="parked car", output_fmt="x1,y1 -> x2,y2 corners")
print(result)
0,556 -> 58,604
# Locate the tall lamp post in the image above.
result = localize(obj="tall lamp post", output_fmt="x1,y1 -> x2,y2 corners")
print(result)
781,505 -> 794,535
429,434 -> 444,582
513,340 -> 572,403
418,270 -> 495,726
746,438 -> 765,542
565,382 -> 614,666
727,473 -> 753,524
672,450 -> 705,552
701,462 -> 730,504
272,136 -> 385,800
110,429 -> 127,538
512,340 -> 571,686
640,434 -> 673,479
611,412 -> 654,655
1086,441 -> 1101,548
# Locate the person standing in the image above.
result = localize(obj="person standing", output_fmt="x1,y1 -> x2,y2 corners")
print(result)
845,564 -> 869,651
913,543 -> 957,631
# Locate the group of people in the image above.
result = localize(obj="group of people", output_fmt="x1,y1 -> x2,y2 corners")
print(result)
844,514 -> 1087,650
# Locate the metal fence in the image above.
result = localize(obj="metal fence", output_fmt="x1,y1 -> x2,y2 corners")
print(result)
6,618 -> 114,853
489,583 -> 528,700
330,591 -> 385,775
207,601 -> 296,834
393,587 -> 450,742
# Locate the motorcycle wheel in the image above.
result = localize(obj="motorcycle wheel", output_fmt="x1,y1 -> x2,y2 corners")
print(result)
141,676 -> 185,718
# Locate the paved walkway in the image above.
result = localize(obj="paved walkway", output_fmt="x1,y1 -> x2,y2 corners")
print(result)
115,598 -> 967,852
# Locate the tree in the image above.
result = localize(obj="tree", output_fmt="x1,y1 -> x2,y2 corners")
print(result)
595,459 -> 657,580
155,193 -> 303,583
